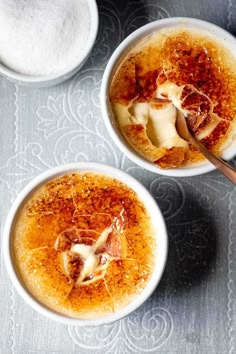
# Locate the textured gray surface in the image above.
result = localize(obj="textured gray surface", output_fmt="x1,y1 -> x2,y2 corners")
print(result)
0,0 -> 236,353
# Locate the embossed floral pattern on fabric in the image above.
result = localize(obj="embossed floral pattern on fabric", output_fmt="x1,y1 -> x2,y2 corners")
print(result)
68,307 -> 173,353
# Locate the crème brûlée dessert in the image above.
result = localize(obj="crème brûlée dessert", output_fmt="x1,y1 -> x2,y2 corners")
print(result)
110,27 -> 236,168
13,173 -> 156,319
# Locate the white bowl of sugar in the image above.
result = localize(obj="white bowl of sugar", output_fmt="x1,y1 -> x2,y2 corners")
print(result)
0,0 -> 98,87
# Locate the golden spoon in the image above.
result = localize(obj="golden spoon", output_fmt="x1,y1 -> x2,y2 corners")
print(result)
176,111 -> 236,184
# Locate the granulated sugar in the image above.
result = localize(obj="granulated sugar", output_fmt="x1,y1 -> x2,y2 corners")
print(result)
0,0 -> 91,76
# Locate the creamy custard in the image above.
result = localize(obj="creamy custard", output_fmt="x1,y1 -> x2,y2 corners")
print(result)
110,28 -> 236,168
13,173 -> 156,319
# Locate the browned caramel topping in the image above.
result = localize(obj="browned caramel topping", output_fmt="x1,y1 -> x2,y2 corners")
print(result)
162,32 -> 236,120
200,119 -> 230,150
155,146 -> 187,168
110,28 -> 236,168
150,98 -> 172,109
13,173 -> 155,318
181,86 -> 212,129
135,67 -> 158,101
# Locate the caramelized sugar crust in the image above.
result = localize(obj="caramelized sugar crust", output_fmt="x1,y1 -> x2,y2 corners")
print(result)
162,32 -> 235,120
110,28 -> 236,168
13,173 -> 155,318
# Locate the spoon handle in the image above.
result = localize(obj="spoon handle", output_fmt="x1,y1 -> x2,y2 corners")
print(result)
188,135 -> 236,184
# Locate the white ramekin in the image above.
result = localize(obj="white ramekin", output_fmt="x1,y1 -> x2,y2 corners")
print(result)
3,162 -> 168,326
101,17 -> 236,177
0,0 -> 98,87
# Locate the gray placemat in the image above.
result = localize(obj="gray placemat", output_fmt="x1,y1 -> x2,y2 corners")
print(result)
0,1 -> 235,353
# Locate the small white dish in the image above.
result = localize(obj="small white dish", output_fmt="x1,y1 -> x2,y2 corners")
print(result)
3,162 -> 168,326
101,17 -> 236,177
0,0 -> 98,87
